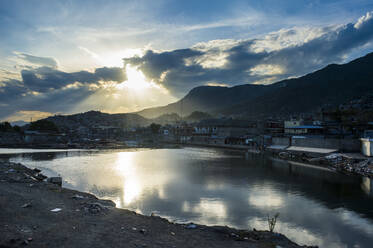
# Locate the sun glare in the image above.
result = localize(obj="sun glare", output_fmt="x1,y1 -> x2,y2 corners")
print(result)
117,65 -> 152,91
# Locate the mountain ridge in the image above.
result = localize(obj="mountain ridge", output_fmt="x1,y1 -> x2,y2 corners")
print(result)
136,51 -> 373,119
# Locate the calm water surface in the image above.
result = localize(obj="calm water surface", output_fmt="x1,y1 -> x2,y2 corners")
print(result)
1,147 -> 373,248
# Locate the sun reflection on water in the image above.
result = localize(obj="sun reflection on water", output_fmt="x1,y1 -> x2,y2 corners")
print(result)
115,152 -> 142,206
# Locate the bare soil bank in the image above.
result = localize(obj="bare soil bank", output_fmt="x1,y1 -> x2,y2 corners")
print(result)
0,161 -> 315,248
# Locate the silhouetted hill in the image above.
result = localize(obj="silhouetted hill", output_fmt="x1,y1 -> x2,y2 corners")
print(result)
45,111 -> 151,131
224,52 -> 373,118
137,84 -> 269,118
137,52 -> 373,119
151,111 -> 213,125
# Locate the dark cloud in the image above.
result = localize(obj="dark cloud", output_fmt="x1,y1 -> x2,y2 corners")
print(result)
20,66 -> 126,92
124,12 -> 373,96
0,79 -> 27,102
15,52 -> 59,68
125,49 -> 203,80
0,66 -> 126,119
94,67 -> 126,82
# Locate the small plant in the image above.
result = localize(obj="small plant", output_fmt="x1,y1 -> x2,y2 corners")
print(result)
267,213 -> 280,232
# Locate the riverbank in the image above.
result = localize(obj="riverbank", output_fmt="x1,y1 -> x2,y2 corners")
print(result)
0,161 -> 315,248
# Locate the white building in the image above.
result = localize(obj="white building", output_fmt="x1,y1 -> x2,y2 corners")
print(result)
361,138 -> 373,156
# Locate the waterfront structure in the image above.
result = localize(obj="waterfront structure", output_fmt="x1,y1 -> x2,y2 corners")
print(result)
361,138 -> 373,156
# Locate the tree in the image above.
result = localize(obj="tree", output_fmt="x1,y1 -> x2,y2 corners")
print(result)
0,122 -> 13,132
149,123 -> 161,134
267,213 -> 280,232
28,120 -> 59,133
12,125 -> 22,133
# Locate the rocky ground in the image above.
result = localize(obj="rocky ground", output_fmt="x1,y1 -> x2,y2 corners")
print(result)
0,161 -> 315,248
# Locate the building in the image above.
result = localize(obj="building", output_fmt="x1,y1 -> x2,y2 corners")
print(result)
265,119 -> 284,135
361,138 -> 373,156
284,125 -> 324,135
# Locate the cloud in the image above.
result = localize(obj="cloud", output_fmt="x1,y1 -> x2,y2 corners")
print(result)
2,11 -> 373,120
5,110 -> 54,122
0,65 -> 127,120
124,11 -> 373,96
14,52 -> 59,68
20,66 -> 126,93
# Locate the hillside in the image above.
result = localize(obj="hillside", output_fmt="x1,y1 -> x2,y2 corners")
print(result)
137,84 -> 269,118
45,111 -> 151,131
137,52 -> 373,119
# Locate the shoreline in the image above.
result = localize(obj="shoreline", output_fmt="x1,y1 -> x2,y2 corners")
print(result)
1,142 -> 371,179
0,161 -> 315,248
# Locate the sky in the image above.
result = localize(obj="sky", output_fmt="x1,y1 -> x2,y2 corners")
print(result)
1,0 -> 373,122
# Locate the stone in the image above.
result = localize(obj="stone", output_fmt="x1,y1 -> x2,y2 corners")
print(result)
83,202 -> 111,214
34,174 -> 47,181
47,177 -> 62,186
185,224 -> 197,229
72,194 -> 85,199
6,169 -> 16,173
21,203 -> 32,208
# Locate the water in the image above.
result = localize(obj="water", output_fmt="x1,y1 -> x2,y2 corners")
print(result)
1,147 -> 373,248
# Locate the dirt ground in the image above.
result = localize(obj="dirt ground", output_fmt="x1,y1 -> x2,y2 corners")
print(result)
0,161 -> 315,248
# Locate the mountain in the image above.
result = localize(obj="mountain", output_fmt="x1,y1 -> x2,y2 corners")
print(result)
185,111 -> 212,122
224,52 -> 373,118
150,111 -> 213,125
137,84 -> 269,118
45,111 -> 151,132
11,121 -> 29,127
39,109 -> 213,132
137,52 -> 373,119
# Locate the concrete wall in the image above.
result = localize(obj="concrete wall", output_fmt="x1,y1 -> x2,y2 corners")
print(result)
291,137 -> 360,152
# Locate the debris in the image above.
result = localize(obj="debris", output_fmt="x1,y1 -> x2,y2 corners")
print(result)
139,228 -> 147,234
21,203 -> 32,208
83,202 -> 111,214
185,223 -> 197,229
50,208 -> 62,212
33,168 -> 41,173
47,177 -> 62,186
6,169 -> 16,173
34,173 -> 47,181
72,194 -> 85,199
132,227 -> 137,231
27,238 -> 33,242
230,233 -> 239,238
170,232 -> 175,236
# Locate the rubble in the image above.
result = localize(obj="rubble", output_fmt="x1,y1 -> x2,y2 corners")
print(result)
47,177 -> 62,186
